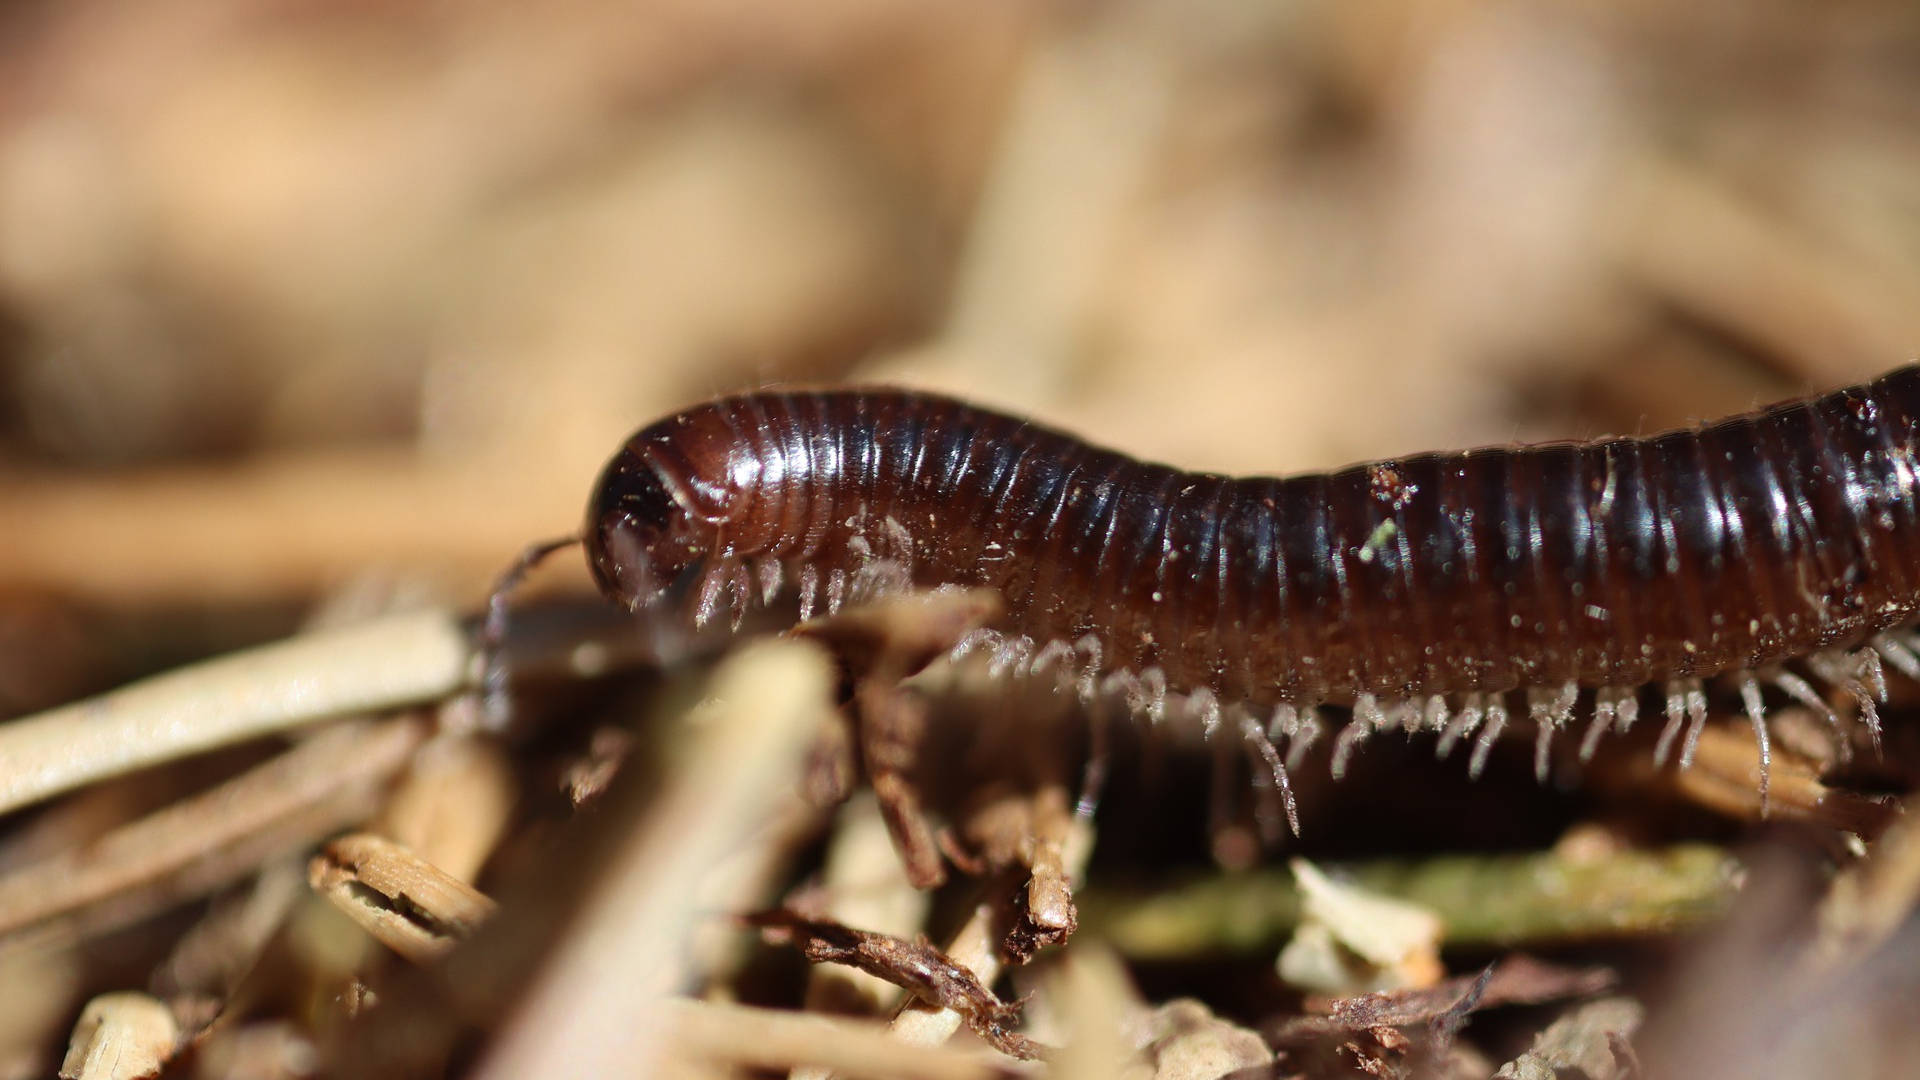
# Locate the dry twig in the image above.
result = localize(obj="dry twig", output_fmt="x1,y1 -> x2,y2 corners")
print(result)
0,611 -> 467,817
0,716 -> 426,949
887,814 -> 1095,1061
746,910 -> 1038,1060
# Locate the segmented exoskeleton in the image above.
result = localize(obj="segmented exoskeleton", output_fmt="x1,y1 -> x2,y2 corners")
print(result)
584,367 -> 1920,825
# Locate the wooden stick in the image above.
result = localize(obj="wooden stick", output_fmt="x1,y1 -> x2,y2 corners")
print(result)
0,717 -> 425,945
0,610 -> 468,816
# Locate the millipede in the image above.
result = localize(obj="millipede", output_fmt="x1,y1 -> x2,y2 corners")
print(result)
563,364 -> 1920,831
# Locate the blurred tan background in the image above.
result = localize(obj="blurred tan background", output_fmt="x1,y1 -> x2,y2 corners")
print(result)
1,0 -> 1918,638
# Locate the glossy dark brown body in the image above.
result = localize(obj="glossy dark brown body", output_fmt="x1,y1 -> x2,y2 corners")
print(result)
585,368 -> 1920,708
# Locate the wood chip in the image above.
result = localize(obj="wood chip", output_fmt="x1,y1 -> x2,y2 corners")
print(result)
1130,999 -> 1274,1080
309,833 -> 498,964
1494,997 -> 1643,1080
59,992 -> 179,1080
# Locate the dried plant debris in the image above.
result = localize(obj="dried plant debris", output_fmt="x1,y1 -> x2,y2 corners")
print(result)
471,639 -> 835,1079
151,857 -> 308,1009
1085,841 -> 1743,960
0,715 -> 427,950
795,792 -> 934,1016
744,910 -> 1041,1060
795,588 -> 1004,889
1802,787 -> 1920,974
1654,722 -> 1896,833
1306,957 -> 1618,1029
664,999 -> 1016,1080
1273,958 -> 1618,1079
188,1021 -> 319,1080
883,824 -> 1096,1063
949,784 -> 1088,965
1493,998 -> 1644,1080
308,833 -> 497,964
0,947 -> 82,1077
58,992 -> 179,1080
373,733 -> 516,882
0,611 -> 468,817
1129,999 -> 1275,1080
1277,858 -> 1445,995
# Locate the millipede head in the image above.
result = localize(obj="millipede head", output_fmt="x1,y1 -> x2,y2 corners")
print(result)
585,423 -> 731,610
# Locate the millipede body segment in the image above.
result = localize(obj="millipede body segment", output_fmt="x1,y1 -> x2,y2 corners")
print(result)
584,367 -> 1920,796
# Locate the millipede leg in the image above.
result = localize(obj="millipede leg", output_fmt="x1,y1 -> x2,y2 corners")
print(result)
1332,694 -> 1386,779
1810,650 -> 1885,753
1468,697 -> 1509,779
1142,668 -> 1170,726
1072,634 -> 1103,704
987,634 -> 1034,680
1330,722 -> 1368,780
1076,699 -> 1112,820
1769,669 -> 1849,762
1614,689 -> 1640,734
693,562 -> 731,629
1580,688 -> 1619,763
1239,713 -> 1301,837
1655,682 -> 1687,766
1737,672 -> 1772,816
726,562 -> 753,632
1267,703 -> 1298,744
753,557 -> 784,605
826,567 -> 848,616
1872,633 -> 1920,683
798,565 -> 820,622
1678,680 -> 1710,768
1436,694 -> 1485,760
948,627 -> 999,664
1029,639 -> 1075,680
1857,647 -> 1889,702
1278,704 -> 1323,773
1190,688 -> 1224,740
1529,682 -> 1578,783
1207,727 -> 1237,852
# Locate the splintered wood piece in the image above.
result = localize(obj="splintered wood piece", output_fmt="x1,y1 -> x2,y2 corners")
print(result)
310,833 -> 499,964
59,992 -> 180,1080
